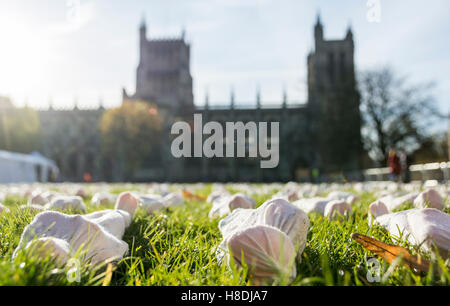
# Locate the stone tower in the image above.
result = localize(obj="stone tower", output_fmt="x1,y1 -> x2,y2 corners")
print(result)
121,19 -> 195,181
123,19 -> 194,118
307,14 -> 362,173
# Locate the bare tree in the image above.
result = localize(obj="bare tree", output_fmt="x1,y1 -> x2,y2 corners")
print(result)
359,66 -> 438,164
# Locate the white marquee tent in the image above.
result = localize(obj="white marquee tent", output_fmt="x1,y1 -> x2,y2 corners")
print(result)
0,150 -> 59,183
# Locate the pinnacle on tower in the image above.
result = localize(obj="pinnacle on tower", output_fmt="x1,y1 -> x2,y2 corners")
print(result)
256,85 -> 261,108
316,11 -> 322,26
204,88 -> 210,109
314,11 -> 323,43
140,13 -> 146,29
230,87 -> 235,109
282,86 -> 288,107
346,20 -> 353,40
140,13 -> 147,40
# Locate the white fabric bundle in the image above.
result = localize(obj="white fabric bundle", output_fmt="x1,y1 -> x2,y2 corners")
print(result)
324,200 -> 352,220
369,201 -> 450,256
28,193 -> 49,206
378,192 -> 419,211
74,187 -> 88,198
45,196 -> 86,212
367,200 -> 388,224
91,193 -> 117,207
42,191 -> 59,202
293,197 -> 351,220
219,208 -> 257,239
373,188 -> 444,213
219,199 -> 309,257
256,199 -> 309,256
219,199 -> 309,283
13,191 -> 140,266
22,237 -> 71,266
292,197 -> 331,215
137,194 -> 165,214
84,209 -> 131,239
226,225 -> 297,283
114,192 -> 139,217
272,189 -> 300,202
13,211 -> 129,265
207,190 -> 230,204
209,193 -> 256,218
133,192 -> 184,215
23,188 -> 36,198
326,191 -> 359,205
413,189 -> 444,210
161,192 -> 184,208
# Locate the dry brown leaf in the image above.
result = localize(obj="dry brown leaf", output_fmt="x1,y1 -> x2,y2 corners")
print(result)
182,189 -> 206,201
351,233 -> 431,273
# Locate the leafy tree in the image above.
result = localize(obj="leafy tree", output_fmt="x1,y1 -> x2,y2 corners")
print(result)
0,97 -> 42,153
359,67 -> 439,164
99,100 -> 162,181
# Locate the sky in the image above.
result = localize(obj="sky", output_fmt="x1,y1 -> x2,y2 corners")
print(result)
0,0 -> 449,118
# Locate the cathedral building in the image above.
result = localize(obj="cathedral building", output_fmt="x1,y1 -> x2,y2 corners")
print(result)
38,15 -> 363,183
123,20 -> 194,118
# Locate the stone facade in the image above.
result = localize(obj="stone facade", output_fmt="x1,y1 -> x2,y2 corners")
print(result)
307,15 -> 362,173
123,20 -> 194,118
39,106 -> 105,181
38,15 -> 363,182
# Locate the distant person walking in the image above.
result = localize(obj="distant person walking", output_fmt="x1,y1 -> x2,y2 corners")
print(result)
83,172 -> 92,183
398,150 -> 412,183
403,154 -> 413,183
398,150 -> 407,182
387,149 -> 402,182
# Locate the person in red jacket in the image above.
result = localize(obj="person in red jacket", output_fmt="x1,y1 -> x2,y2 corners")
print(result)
83,172 -> 92,183
387,149 -> 402,181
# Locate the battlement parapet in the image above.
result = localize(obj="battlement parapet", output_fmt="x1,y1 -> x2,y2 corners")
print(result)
35,106 -> 107,112
147,37 -> 186,43
195,102 -> 306,111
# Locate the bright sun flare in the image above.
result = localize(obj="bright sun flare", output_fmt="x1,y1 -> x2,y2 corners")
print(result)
0,14 -> 52,105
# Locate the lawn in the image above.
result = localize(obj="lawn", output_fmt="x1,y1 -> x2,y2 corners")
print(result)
0,184 -> 448,286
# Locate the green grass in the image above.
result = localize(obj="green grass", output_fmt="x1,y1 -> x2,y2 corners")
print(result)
0,184 -> 448,286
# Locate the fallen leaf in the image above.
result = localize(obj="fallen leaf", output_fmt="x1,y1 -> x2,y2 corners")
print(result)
350,233 -> 430,273
182,189 -> 206,201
